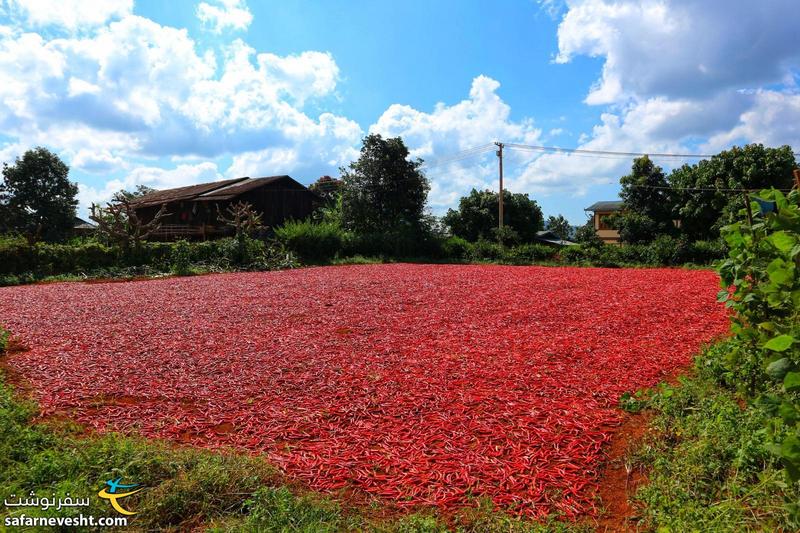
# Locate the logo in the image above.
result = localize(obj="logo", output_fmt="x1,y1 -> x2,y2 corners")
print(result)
97,478 -> 142,516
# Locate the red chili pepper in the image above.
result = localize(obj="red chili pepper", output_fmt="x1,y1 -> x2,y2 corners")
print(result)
0,264 -> 728,517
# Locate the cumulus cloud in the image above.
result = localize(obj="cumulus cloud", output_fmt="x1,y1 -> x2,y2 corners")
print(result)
524,0 -> 800,198
196,0 -> 252,33
370,76 -> 542,209
78,162 -> 223,208
0,10 -> 359,211
2,0 -> 132,31
556,0 -> 800,104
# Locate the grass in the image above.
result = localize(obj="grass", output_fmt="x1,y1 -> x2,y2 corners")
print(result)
625,341 -> 800,532
0,323 -> 585,532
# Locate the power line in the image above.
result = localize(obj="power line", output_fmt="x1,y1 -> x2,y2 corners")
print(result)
620,184 -> 795,193
419,144 -> 495,169
503,142 -> 800,160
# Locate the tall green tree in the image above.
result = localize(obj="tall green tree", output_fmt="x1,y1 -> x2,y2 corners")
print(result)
0,147 -> 78,242
309,175 -> 342,206
443,189 -> 544,243
546,214 -> 572,240
340,134 -> 429,233
669,144 -> 796,240
113,184 -> 156,202
612,156 -> 676,244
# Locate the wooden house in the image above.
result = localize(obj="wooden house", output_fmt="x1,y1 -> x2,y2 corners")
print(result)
130,175 -> 317,240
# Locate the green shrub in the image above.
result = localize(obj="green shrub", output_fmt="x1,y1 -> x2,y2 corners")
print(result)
469,238 -> 503,261
33,241 -> 117,274
502,243 -> 558,264
170,240 -> 193,275
274,220 -> 343,263
716,188 -> 800,493
630,355 -> 798,531
0,235 -> 34,274
685,239 -> 727,265
560,245 -> 588,264
342,227 -> 440,259
441,236 -> 472,260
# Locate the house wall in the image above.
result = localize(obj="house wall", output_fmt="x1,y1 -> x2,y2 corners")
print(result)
134,179 -> 317,240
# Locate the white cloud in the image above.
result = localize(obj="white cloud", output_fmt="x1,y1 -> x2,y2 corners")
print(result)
704,90 -> 800,152
530,0 -> 800,199
3,0 -> 132,31
79,162 -> 223,208
370,76 -> 542,210
196,0 -> 252,33
556,0 -> 800,104
0,11 -> 359,213
71,149 -> 127,174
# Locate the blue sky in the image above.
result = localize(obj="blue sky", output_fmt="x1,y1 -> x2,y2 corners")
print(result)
0,0 -> 798,224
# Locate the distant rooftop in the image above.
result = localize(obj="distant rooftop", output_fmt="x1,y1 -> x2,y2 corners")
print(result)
129,176 -> 300,208
584,200 -> 623,212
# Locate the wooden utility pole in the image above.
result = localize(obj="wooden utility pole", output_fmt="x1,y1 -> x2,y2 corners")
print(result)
794,168 -> 800,190
496,142 -> 504,229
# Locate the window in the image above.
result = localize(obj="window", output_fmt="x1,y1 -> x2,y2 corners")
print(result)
597,213 -> 614,230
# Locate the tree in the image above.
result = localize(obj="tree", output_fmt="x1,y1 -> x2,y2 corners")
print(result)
574,219 -> 603,247
442,189 -> 544,243
546,215 -> 572,240
309,175 -> 342,206
112,185 -> 157,203
89,197 -> 169,251
340,134 -> 429,233
669,144 -> 796,240
612,156 -> 675,244
0,147 -> 78,242
217,201 -> 263,238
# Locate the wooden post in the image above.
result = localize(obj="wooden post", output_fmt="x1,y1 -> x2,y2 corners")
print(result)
496,142 -> 504,230
793,168 -> 800,190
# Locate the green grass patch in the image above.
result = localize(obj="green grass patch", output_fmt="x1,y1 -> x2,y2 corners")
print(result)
628,342 -> 800,531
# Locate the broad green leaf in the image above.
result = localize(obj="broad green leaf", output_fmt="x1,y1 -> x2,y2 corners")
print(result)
763,334 -> 795,352
784,371 -> 800,393
767,231 -> 796,252
766,358 -> 793,380
766,258 -> 792,285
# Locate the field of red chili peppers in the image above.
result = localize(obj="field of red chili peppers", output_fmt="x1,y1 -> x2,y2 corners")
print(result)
0,264 -> 728,518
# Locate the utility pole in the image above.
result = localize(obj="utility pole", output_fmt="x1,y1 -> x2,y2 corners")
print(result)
495,142 -> 504,229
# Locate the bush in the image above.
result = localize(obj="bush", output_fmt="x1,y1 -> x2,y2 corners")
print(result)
440,236 -> 472,261
34,241 -> 117,274
170,240 -> 192,275
642,235 -> 683,265
0,235 -> 35,274
341,227 -> 441,259
684,239 -> 727,265
502,243 -> 559,264
469,239 -> 503,261
274,220 -> 343,263
717,188 -> 800,491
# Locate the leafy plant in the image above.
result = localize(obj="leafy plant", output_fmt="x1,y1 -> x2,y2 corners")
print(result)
717,187 -> 800,495
170,239 -> 193,275
273,220 -> 343,263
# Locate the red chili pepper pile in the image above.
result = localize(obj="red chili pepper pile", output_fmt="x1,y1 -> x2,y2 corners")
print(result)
0,264 -> 727,517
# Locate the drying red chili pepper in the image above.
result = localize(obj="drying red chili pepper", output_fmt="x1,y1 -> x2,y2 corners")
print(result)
0,264 -> 728,518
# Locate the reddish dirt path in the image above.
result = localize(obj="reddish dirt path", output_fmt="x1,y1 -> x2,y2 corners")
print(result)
0,264 -> 727,518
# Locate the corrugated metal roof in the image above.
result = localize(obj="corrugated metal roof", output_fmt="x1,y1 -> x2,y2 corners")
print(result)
584,200 -> 623,212
534,230 -> 577,246
129,177 -> 249,208
196,175 -> 293,201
